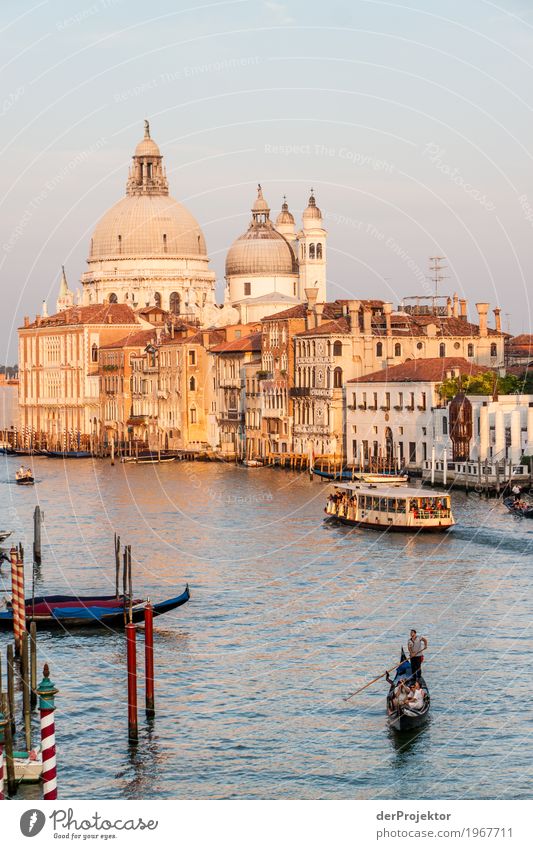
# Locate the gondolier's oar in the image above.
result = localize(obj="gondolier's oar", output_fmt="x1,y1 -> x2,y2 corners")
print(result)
343,653 -> 425,702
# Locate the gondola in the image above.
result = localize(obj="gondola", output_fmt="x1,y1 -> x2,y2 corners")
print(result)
15,473 -> 34,485
503,496 -> 533,518
0,585 -> 190,630
313,467 -> 408,483
386,652 -> 430,731
44,450 -> 92,459
0,530 -> 13,543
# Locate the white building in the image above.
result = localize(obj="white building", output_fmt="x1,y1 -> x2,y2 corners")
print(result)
225,187 -> 327,323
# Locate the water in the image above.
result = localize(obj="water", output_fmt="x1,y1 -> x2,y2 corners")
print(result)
1,455 -> 531,799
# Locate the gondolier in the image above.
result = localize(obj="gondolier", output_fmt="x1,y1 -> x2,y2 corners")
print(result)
407,629 -> 427,680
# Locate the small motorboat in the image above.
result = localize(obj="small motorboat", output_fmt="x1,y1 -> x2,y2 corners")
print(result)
503,496 -> 533,518
0,530 -> 13,543
0,586 -> 190,630
15,470 -> 34,485
242,459 -> 263,467
386,652 -> 430,732
14,747 -> 43,783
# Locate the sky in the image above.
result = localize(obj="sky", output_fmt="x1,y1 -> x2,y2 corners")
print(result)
1,0 -> 533,361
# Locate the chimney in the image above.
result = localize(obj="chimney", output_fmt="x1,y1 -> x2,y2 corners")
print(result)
315,303 -> 324,326
446,297 -> 452,318
202,331 -> 210,348
24,316 -> 29,328
35,315 -> 41,327
305,287 -> 318,330
363,305 -> 372,336
107,314 -> 113,324
493,307 -> 502,333
348,300 -> 361,336
171,323 -> 175,339
383,302 -> 392,336
452,293 -> 459,318
476,302 -> 489,337
459,299 -> 467,321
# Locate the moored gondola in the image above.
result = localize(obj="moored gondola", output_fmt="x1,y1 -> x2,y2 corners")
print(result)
503,496 -> 533,519
386,652 -> 430,732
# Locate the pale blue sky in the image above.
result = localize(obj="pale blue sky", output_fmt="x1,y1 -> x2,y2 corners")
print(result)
1,0 -> 533,360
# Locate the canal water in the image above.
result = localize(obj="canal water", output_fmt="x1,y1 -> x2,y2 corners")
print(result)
0,455 -> 531,799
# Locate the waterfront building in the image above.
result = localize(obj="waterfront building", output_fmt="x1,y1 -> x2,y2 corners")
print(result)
18,303 -> 142,445
82,121 -> 217,323
225,187 -> 327,323
243,360 -> 263,459
506,334 -> 533,369
210,332 -> 262,457
345,357 -> 488,468
293,297 -> 506,456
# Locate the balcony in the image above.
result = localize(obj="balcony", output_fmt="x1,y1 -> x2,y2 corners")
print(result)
380,406 -> 390,412
290,387 -> 310,397
357,404 -> 367,410
393,405 -> 403,411
219,377 -> 241,388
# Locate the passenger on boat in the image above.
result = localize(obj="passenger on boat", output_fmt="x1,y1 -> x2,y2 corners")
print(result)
406,680 -> 425,710
407,629 -> 427,680
385,673 -> 410,709
17,465 -> 25,477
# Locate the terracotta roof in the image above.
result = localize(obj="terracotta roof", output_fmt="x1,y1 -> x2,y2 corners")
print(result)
406,315 -> 503,338
210,332 -> 262,353
101,329 -> 157,350
184,329 -> 226,347
507,334 -> 533,354
22,303 -> 138,329
348,357 -> 490,384
261,301 -> 344,322
295,316 -> 351,337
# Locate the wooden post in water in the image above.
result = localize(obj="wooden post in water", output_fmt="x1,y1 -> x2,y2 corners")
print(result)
126,622 -> 138,742
0,700 -> 6,799
6,646 -> 15,733
33,506 -> 43,563
21,631 -> 31,752
1,693 -> 15,798
10,547 -> 24,656
144,602 -> 155,718
30,622 -> 37,710
122,546 -> 128,623
114,534 -> 121,598
37,664 -> 58,800
127,546 -> 133,620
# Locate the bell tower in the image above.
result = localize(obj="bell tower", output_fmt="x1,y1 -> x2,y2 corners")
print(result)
297,189 -> 327,302
126,119 -> 168,197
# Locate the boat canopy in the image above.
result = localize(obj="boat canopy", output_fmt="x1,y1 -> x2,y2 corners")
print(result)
331,483 -> 451,499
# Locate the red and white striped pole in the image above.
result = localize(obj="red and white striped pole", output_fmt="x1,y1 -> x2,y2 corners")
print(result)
0,705 -> 6,800
10,546 -> 25,656
37,664 -> 58,800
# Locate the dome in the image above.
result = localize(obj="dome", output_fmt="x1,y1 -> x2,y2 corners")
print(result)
276,198 -> 294,227
303,190 -> 322,222
89,194 -> 208,260
225,228 -> 297,276
134,137 -> 161,158
252,184 -> 269,214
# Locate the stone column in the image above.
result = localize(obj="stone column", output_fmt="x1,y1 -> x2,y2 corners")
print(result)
527,406 -> 533,456
510,409 -> 522,464
479,405 -> 489,461
494,407 -> 505,458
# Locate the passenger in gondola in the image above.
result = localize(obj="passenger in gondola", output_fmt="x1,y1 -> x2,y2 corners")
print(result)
406,680 -> 425,710
18,464 -> 25,477
408,629 -> 427,680
385,673 -> 410,709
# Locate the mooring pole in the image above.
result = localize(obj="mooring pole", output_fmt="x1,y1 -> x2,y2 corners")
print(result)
21,631 -> 31,752
1,693 -> 15,797
0,703 -> 6,800
144,602 -> 155,718
10,547 -> 22,655
33,505 -> 43,563
114,534 -> 121,599
37,664 -> 58,800
30,622 -> 37,710
126,622 -> 138,742
7,645 -> 15,732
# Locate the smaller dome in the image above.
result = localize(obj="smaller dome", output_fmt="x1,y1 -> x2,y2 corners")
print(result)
135,137 -> 161,157
303,189 -> 322,221
276,198 -> 294,226
252,184 -> 269,214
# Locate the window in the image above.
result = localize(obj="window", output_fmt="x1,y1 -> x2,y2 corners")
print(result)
91,343 -> 98,362
443,415 -> 448,435
376,341 -> 383,357
394,342 -> 401,357
117,235 -> 122,254
333,340 -> 342,357
416,341 -> 423,350
317,243 -> 322,259
190,407 -> 197,424
154,292 -> 161,308
309,243 -> 315,259
409,442 -> 416,463
439,342 -> 446,358
189,376 -> 196,391
109,292 -> 118,304
490,343 -> 497,357
467,343 -> 474,357
385,392 -> 390,410
163,233 -> 167,253
333,367 -> 343,388
188,350 -> 196,366
169,292 -> 180,314
244,282 -> 251,296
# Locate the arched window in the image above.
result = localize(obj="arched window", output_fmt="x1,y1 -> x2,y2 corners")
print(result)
109,293 -> 118,304
301,243 -> 306,259
154,292 -> 161,308
333,367 -> 343,388
169,292 -> 180,314
163,233 -> 167,253
190,407 -> 197,424
442,416 -> 448,435
439,342 -> 446,358
316,242 -> 322,259
394,342 -> 401,357
376,341 -> 383,358
117,234 -> 122,254
244,282 -> 251,296
309,243 -> 315,259
189,376 -> 196,391
467,343 -> 474,357
91,343 -> 98,363
490,343 -> 497,357
333,340 -> 342,357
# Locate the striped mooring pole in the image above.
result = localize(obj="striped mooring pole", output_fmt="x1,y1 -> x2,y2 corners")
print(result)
0,704 -> 6,800
37,664 -> 58,800
10,546 -> 25,656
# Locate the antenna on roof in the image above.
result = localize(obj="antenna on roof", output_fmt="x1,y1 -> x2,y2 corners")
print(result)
427,256 -> 448,299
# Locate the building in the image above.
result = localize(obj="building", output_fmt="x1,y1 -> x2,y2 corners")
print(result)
292,296 -> 506,457
18,303 -> 142,446
225,187 -> 327,322
82,121 -> 217,322
345,357 -> 488,468
506,334 -> 533,369
210,332 -> 262,457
